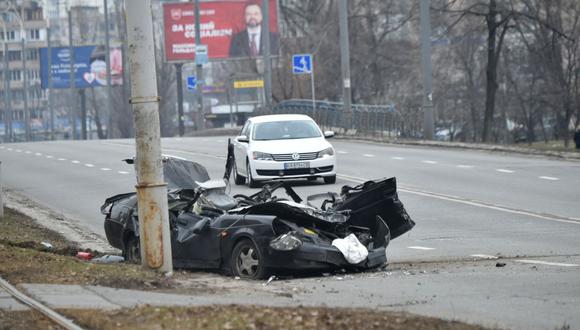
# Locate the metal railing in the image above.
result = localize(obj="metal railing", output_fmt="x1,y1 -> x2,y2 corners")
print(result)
255,99 -> 423,139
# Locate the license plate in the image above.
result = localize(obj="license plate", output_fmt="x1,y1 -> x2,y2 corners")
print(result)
284,161 -> 309,169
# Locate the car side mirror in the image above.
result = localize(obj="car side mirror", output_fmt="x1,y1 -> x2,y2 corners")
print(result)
192,217 -> 211,234
324,131 -> 335,138
237,135 -> 249,143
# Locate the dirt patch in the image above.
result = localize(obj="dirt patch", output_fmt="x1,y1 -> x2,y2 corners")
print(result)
0,208 -> 207,291
61,305 -> 486,330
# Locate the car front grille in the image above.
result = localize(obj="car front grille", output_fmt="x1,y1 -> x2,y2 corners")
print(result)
256,166 -> 334,176
272,152 -> 319,161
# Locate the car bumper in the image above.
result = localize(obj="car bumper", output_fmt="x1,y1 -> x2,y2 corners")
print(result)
262,242 -> 387,271
250,157 -> 336,181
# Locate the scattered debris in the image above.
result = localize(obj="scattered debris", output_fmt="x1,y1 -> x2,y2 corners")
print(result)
496,262 -> 506,267
76,251 -> 93,260
263,275 -> 277,286
91,255 -> 125,264
40,242 -> 53,250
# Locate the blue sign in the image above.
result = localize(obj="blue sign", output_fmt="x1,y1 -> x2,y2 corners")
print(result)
292,54 -> 312,74
40,46 -> 123,89
186,76 -> 197,90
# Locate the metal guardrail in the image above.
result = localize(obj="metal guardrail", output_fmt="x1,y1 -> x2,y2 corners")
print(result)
256,99 -> 423,139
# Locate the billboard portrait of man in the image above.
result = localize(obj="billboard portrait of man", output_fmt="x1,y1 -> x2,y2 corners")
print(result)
229,2 -> 279,58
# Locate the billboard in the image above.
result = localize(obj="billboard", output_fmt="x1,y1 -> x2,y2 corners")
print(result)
163,0 -> 279,62
40,45 -> 123,89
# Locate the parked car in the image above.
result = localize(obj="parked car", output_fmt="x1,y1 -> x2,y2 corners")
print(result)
231,114 -> 336,188
101,156 -> 415,280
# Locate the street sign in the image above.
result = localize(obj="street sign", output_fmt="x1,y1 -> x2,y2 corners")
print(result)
234,80 -> 264,89
186,76 -> 196,90
195,45 -> 208,65
292,54 -> 312,74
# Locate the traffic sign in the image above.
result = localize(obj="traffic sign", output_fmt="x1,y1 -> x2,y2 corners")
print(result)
186,76 -> 196,90
195,45 -> 208,65
292,54 -> 312,74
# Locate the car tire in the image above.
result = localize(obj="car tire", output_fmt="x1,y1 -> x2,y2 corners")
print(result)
230,239 -> 268,280
123,235 -> 140,263
246,162 -> 260,188
324,175 -> 336,184
233,161 -> 246,185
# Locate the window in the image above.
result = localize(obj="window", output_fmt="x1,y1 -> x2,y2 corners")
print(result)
10,70 -> 22,81
28,69 -> 40,81
26,49 -> 38,61
8,51 -> 22,61
29,29 -> 40,40
0,30 -> 16,41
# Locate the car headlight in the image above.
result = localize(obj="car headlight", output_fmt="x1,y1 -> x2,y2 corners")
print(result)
252,151 -> 274,161
317,147 -> 334,158
269,233 -> 303,251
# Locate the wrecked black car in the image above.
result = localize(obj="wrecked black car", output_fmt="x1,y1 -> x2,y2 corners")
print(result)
101,149 -> 415,279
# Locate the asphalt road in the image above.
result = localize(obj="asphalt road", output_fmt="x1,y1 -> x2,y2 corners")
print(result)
1,137 -> 579,329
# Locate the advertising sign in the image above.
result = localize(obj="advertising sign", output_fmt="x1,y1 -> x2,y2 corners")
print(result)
40,45 -> 123,89
234,79 -> 264,89
163,0 -> 279,62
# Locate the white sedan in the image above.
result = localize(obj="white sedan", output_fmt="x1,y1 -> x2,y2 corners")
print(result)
232,114 -> 337,188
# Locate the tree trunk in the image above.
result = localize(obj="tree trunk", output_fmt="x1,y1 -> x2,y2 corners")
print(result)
483,0 -> 498,143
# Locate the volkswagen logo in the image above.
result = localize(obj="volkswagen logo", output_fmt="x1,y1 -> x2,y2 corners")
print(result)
291,152 -> 300,161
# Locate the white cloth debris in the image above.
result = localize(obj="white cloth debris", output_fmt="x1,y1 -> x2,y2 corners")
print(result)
331,233 -> 368,264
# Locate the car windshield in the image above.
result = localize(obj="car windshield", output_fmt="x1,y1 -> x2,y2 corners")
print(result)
253,120 -> 321,141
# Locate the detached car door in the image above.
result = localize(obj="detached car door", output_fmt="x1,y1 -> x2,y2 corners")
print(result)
234,121 -> 252,175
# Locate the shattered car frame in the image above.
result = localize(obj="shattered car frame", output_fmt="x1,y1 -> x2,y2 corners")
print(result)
101,142 -> 415,279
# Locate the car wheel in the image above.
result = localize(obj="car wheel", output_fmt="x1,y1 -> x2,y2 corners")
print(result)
324,175 -> 336,184
123,235 -> 140,263
246,162 -> 260,188
230,239 -> 267,280
233,161 -> 246,185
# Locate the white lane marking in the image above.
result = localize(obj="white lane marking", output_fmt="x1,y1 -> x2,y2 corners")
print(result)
0,146 -> 4,149
408,246 -> 435,251
15,149 -> 22,153
422,160 -> 437,164
363,154 -> 375,158
337,150 -> 348,154
71,160 -> 80,164
162,154 -> 187,160
471,254 -> 499,259
516,260 -> 579,267
6,148 -> 12,151
392,156 -> 404,160
496,169 -> 514,173
337,173 -> 580,226
25,151 -> 32,154
46,155 -> 54,159
100,168 -> 112,171
457,165 -> 474,168
539,176 -> 559,181
85,164 -> 95,168
118,171 -> 129,175
35,152 -> 42,156
58,158 -> 67,161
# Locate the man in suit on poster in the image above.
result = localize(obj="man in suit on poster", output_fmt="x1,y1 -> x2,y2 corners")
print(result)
229,3 -> 279,58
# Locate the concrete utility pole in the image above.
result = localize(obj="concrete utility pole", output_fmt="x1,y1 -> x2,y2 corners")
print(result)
338,0 -> 352,131
21,36 -> 29,141
104,0 -> 113,139
194,0 -> 204,130
262,0 -> 272,106
68,9 -> 77,140
420,0 -> 434,140
125,0 -> 173,273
